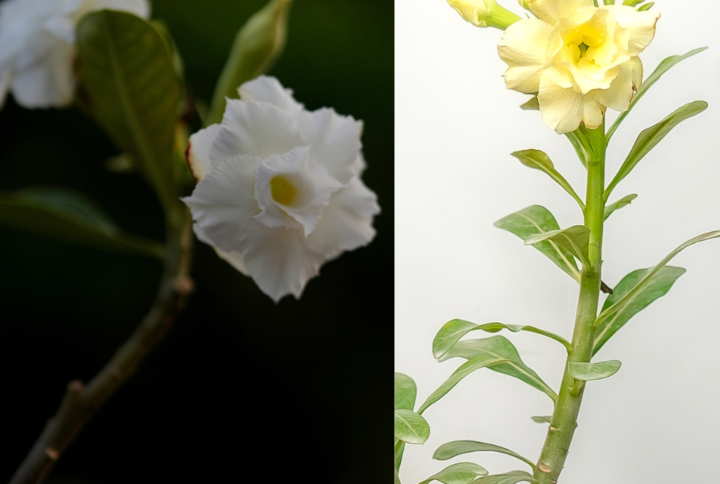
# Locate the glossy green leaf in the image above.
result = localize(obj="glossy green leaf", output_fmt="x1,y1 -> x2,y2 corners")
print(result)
417,354 -> 509,414
434,440 -> 535,469
531,416 -> 552,424
605,101 -> 708,199
434,320 -> 570,358
593,266 -> 686,354
437,336 -> 557,403
395,409 -> 430,444
395,372 -> 417,411
0,187 -> 163,258
494,206 -> 581,282
472,470 -> 537,484
76,11 -> 181,210
520,96 -> 538,111
568,360 -> 621,381
510,150 -> 584,209
603,194 -> 637,221
524,225 -> 590,268
595,231 -> 720,331
206,0 -> 292,125
420,462 -> 488,484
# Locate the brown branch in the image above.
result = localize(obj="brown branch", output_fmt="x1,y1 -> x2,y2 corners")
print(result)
10,205 -> 194,484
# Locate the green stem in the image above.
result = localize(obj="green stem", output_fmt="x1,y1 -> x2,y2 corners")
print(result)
533,123 -> 606,483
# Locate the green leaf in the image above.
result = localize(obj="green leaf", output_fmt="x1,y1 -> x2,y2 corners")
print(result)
420,462 -> 488,484
434,440 -> 535,469
510,150 -> 584,209
605,101 -> 708,200
494,206 -> 581,282
472,470 -> 537,484
434,319 -> 570,358
395,372 -> 417,411
524,225 -> 590,268
76,11 -> 181,211
568,360 -> 621,381
520,96 -> 539,110
436,336 -> 557,403
0,187 -> 163,259
607,47 -> 707,140
531,416 -> 552,424
638,2 -> 654,10
395,467 -> 402,484
593,266 -> 686,354
206,0 -> 293,125
595,231 -> 720,331
604,194 -> 637,221
395,440 -> 406,471
417,354 -> 509,414
394,409 -> 430,444
564,130 -> 591,168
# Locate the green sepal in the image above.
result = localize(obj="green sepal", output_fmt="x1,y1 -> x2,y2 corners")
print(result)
420,462 -> 488,484
603,194 -> 637,221
567,360 -> 621,381
0,187 -> 163,259
394,409 -> 430,444
510,150 -> 584,209
471,470 -> 537,484
434,440 -> 535,469
436,335 -> 557,403
524,225 -> 590,268
76,11 -> 181,211
638,2 -> 654,10
593,266 -> 686,354
494,206 -> 581,283
520,96 -> 539,110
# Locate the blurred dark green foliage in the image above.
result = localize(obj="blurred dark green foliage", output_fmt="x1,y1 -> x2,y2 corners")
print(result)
0,0 -> 392,482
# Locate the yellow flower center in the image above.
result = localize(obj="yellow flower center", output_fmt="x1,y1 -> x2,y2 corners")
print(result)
564,15 -> 608,67
270,176 -> 296,206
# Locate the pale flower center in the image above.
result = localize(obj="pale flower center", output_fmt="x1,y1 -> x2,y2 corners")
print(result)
565,20 -> 606,67
270,176 -> 297,206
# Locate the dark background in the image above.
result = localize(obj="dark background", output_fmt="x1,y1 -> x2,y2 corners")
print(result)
0,0 -> 392,482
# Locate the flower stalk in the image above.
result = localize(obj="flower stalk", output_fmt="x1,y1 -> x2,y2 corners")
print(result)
534,123 -> 606,483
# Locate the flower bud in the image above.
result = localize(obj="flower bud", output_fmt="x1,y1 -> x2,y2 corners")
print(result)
446,0 -> 521,30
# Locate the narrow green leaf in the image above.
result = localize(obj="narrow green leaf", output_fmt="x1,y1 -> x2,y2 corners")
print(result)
595,231 -> 720,329
520,96 -> 539,110
434,440 -> 535,469
510,150 -> 584,209
420,462 -> 488,484
395,440 -> 406,470
604,194 -> 637,221
0,187 -> 163,258
434,320 -> 570,359
607,47 -> 707,140
437,336 -> 557,403
76,11 -> 181,210
606,100 -> 708,199
494,206 -> 581,282
568,360 -> 621,381
395,467 -> 402,484
395,409 -> 430,444
395,372 -> 417,411
531,416 -> 552,424
564,130 -> 590,168
593,266 -> 686,354
638,2 -> 654,10
417,354 -> 509,414
472,470 -> 537,484
524,225 -> 590,268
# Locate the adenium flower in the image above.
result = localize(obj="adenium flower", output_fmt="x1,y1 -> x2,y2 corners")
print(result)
182,76 -> 380,302
0,0 -> 150,109
498,0 -> 660,133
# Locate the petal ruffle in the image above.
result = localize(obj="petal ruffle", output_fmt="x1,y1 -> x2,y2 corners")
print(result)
602,5 -> 659,57
528,0 -> 592,24
538,74 -> 583,134
238,75 -> 304,113
11,39 -> 73,108
186,124 -> 222,181
498,19 -> 553,93
590,56 -> 641,112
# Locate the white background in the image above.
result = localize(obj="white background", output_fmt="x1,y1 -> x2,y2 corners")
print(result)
395,1 -> 720,483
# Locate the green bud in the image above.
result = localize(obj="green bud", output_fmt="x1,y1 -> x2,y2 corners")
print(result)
447,0 -> 521,30
206,0 -> 293,126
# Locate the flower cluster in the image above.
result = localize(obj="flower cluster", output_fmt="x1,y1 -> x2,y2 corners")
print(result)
498,0 -> 660,133
0,0 -> 150,109
182,76 -> 380,302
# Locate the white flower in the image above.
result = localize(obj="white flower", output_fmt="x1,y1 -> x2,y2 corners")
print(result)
0,0 -> 150,109
182,76 -> 380,302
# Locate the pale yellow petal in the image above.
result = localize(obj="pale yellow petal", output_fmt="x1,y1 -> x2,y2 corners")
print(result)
498,19 -> 553,93
538,74 -> 583,133
528,0 -> 592,24
582,95 -> 605,129
603,6 -> 660,56
590,57 -> 642,112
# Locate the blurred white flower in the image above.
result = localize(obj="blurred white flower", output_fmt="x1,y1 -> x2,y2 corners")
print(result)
182,76 -> 380,302
0,0 -> 150,109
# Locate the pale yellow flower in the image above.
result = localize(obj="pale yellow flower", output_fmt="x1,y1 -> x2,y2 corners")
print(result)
498,0 -> 660,133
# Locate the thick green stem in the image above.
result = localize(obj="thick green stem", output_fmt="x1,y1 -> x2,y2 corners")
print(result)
533,123 -> 606,483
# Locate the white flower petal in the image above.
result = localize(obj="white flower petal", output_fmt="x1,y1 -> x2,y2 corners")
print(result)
194,223 -> 250,276
538,74 -> 583,134
306,177 -> 379,260
212,100 -> 305,160
10,40 -> 73,108
499,19 -> 554,93
186,124 -> 222,181
238,75 -> 304,113
182,155 -> 261,252
297,107 -> 362,185
528,0 -> 592,24
239,219 -> 325,302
